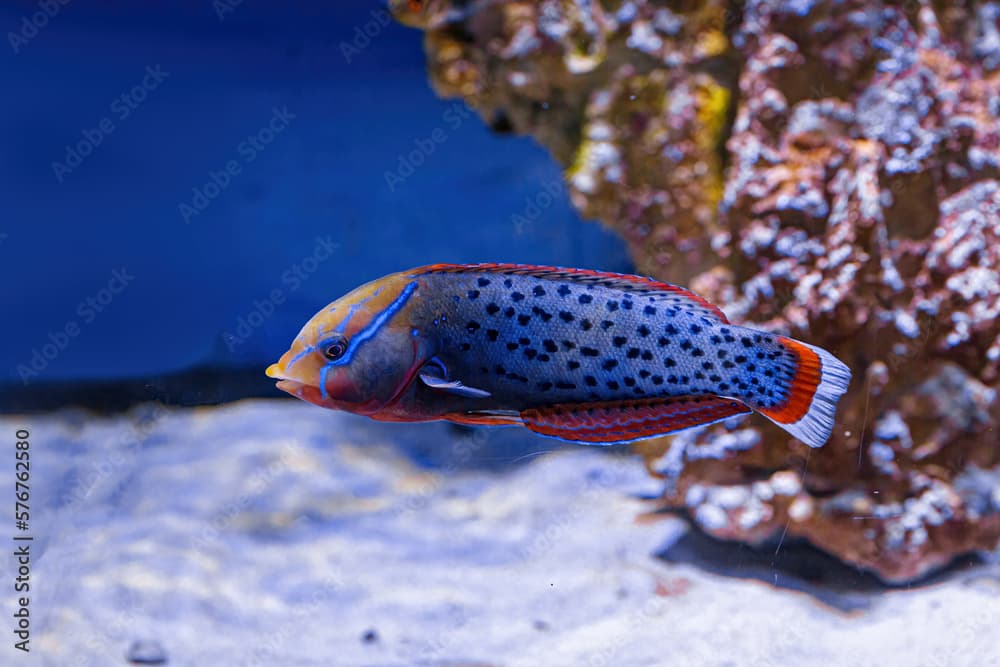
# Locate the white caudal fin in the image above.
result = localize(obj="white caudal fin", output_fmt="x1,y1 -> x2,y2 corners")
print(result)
756,336 -> 852,448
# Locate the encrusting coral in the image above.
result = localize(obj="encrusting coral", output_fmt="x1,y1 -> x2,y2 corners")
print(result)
390,0 -> 1000,583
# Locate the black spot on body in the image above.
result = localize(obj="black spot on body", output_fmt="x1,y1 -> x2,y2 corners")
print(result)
606,301 -> 619,312
543,339 -> 558,353
557,285 -> 571,297
578,294 -> 593,304
601,320 -> 614,330
466,321 -> 481,334
478,277 -> 491,287
511,292 -> 525,302
690,324 -> 702,334
602,359 -> 618,370
506,342 -> 519,351
623,377 -> 636,387
537,381 -> 553,391
580,319 -> 593,331
606,380 -> 620,390
613,336 -> 628,348
559,311 -> 575,323
524,348 -> 537,360
486,329 -> 499,341
556,381 -> 576,390
517,314 -> 531,326
568,360 -> 581,370
504,307 -> 516,318
532,306 -> 553,322
581,347 -> 599,357
637,325 -> 650,337
533,285 -> 546,297
641,350 -> 653,361
584,375 -> 597,386
468,290 -> 480,300
486,303 -> 500,315
626,348 -> 640,359
644,305 -> 656,316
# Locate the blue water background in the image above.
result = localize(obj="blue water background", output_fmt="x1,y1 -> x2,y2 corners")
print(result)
0,1 -> 630,388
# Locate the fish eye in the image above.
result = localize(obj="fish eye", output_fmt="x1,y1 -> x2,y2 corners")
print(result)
321,335 -> 349,361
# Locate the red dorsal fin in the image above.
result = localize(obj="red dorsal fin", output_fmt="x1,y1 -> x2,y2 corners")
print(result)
520,395 -> 751,445
411,263 -> 730,323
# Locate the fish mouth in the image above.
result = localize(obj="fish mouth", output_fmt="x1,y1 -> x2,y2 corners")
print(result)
266,363 -> 311,398
266,362 -> 363,408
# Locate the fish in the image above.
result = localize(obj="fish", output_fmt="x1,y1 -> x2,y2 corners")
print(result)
266,263 -> 852,447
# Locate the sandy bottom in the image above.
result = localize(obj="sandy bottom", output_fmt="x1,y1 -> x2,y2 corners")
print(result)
2,400 -> 998,667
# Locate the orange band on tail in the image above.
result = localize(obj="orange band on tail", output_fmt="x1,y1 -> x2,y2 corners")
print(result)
758,336 -> 822,425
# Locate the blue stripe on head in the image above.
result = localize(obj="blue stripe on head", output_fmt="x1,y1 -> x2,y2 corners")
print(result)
334,286 -> 384,334
285,345 -> 315,372
319,364 -> 331,400
325,281 -> 418,367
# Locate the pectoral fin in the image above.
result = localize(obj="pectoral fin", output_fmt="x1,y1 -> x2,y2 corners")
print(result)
419,373 -> 492,399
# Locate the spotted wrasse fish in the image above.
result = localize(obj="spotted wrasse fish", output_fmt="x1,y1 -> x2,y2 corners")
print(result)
266,264 -> 851,447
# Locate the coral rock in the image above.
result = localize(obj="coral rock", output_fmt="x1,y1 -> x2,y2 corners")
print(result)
393,0 -> 1000,583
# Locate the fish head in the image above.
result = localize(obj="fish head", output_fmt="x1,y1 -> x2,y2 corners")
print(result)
266,274 -> 426,414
